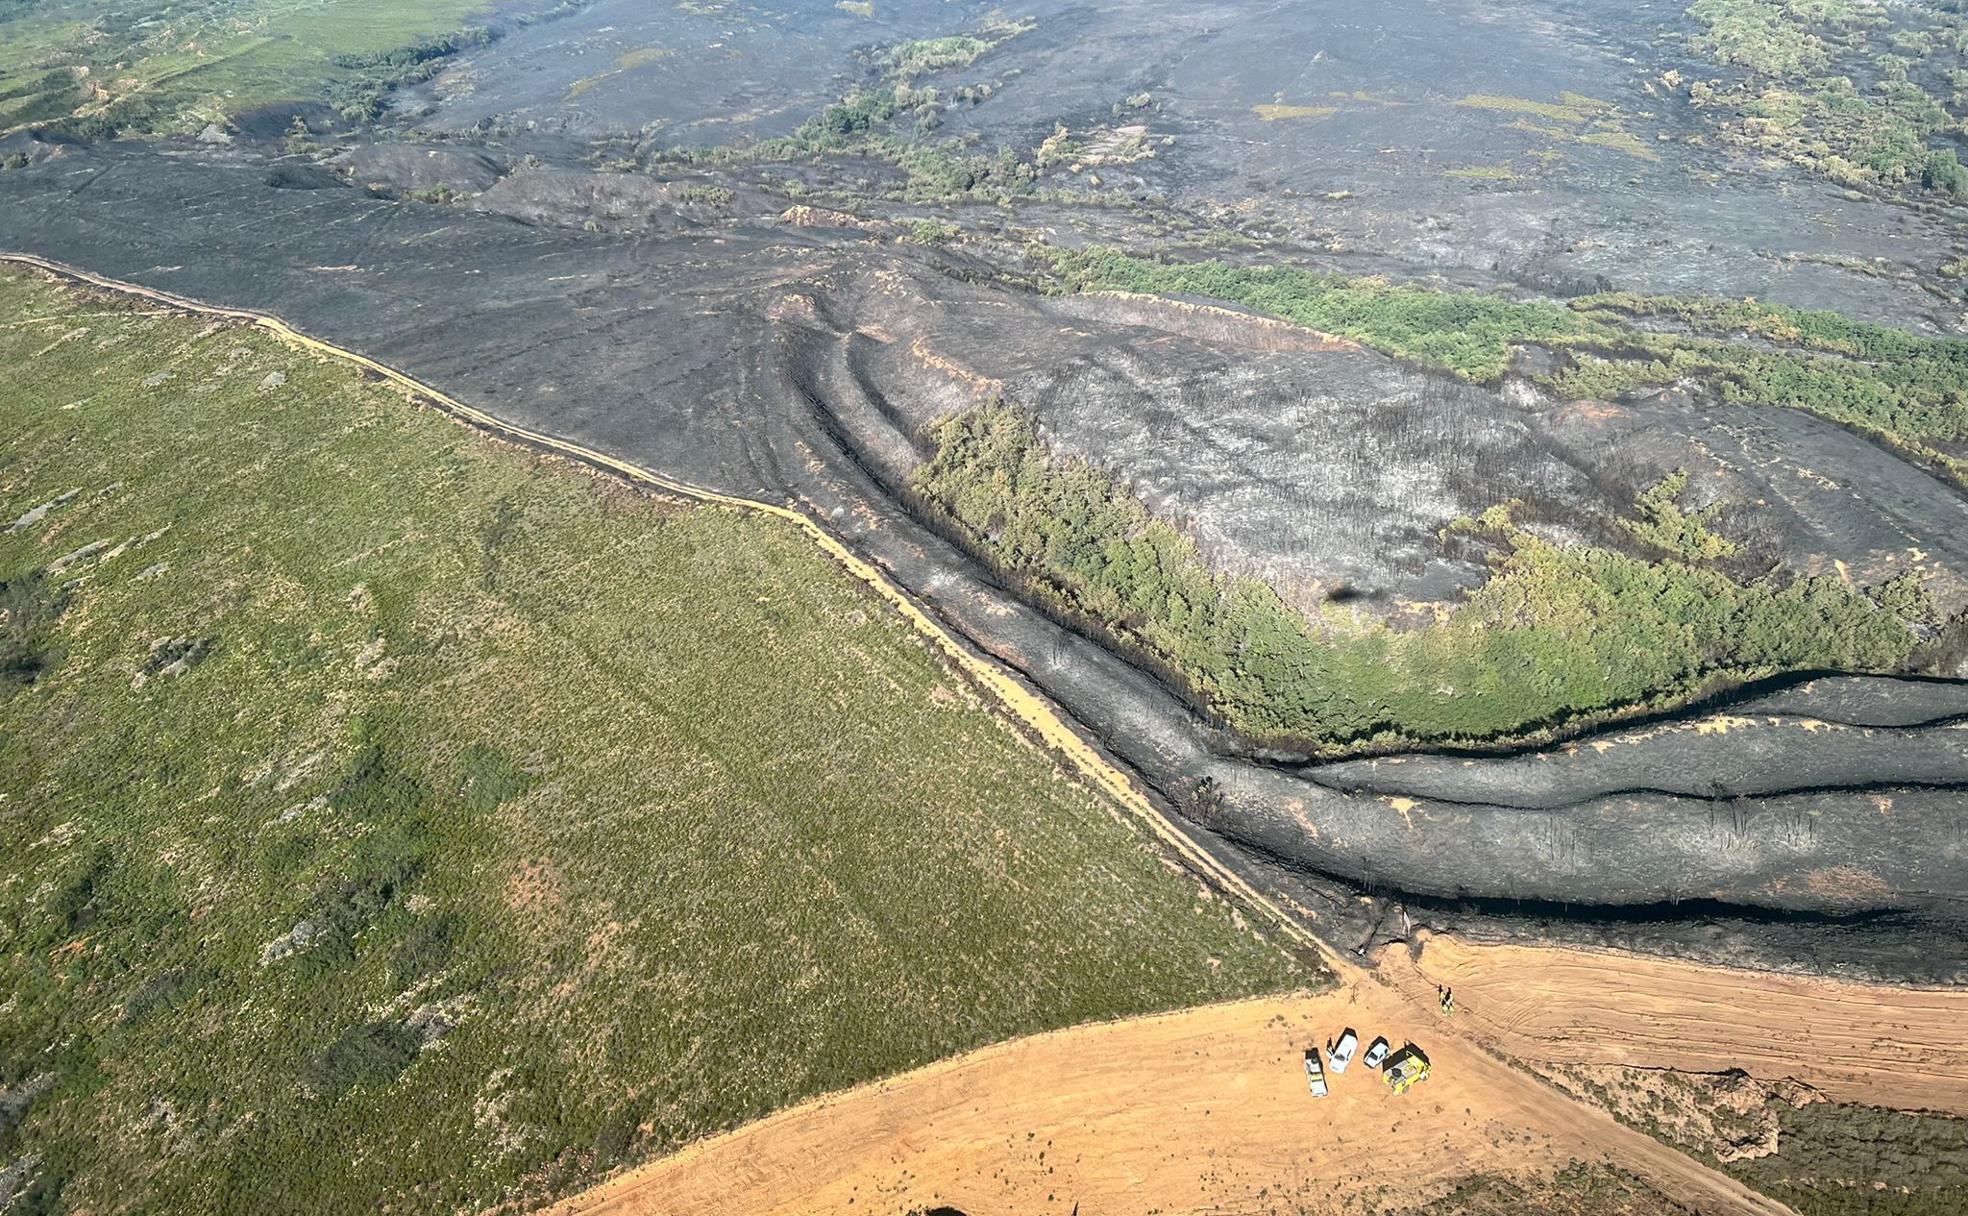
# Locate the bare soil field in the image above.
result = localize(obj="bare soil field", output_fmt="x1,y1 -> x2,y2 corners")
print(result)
546,957 -> 1806,1216
548,928 -> 1968,1216
1383,932 -> 1968,1117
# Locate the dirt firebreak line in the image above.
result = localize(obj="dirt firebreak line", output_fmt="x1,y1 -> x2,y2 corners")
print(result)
0,251 -> 1323,960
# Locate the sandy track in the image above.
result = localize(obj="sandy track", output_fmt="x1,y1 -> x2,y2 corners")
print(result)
1385,932 -> 1968,1116
546,975 -> 1796,1216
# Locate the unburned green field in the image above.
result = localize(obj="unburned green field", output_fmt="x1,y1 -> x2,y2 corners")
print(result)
0,269 -> 1303,1214
1724,1100 -> 1968,1216
0,0 -> 497,138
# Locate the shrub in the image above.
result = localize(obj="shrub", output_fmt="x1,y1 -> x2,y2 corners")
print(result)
1924,148 -> 1968,198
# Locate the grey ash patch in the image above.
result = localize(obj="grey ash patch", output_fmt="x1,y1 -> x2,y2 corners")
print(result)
0,1153 -> 43,1212
131,635 -> 217,688
6,488 -> 79,534
259,917 -> 326,966
46,539 -> 110,573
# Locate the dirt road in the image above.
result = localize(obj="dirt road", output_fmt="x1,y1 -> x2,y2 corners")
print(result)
546,971 -> 1797,1216
1385,932 -> 1968,1116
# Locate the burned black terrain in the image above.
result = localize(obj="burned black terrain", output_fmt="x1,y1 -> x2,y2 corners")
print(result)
4,0 -> 1967,980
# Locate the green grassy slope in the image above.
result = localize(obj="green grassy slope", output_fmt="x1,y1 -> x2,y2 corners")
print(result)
0,269 -> 1304,1214
1723,1101 -> 1968,1216
0,0 -> 498,137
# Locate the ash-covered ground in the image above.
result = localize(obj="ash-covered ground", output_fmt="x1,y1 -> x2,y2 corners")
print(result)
4,0 -> 1968,979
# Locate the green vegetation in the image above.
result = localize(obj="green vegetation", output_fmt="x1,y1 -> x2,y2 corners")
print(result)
1578,129 -> 1661,161
1682,0 -> 1968,200
1557,1066 -> 1968,1216
1252,103 -> 1340,121
1456,92 -> 1609,125
647,23 -> 1080,205
1048,249 -> 1968,481
660,83 -> 1044,204
1452,92 -> 1659,165
1723,1101 -> 1968,1216
673,182 -> 735,208
1623,471 -> 1740,561
1687,0 -> 1875,78
1559,292 -> 1968,473
323,25 -> 494,123
0,0 -> 514,138
0,269 -> 1302,1213
1047,247 -> 1599,380
1416,1162 -> 1695,1216
869,35 -> 992,80
913,406 -> 1928,751
902,217 -> 960,244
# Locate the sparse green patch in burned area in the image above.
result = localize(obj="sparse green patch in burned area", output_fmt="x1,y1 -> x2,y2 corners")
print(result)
640,18 -> 1126,206
915,406 -> 1931,753
912,248 -> 1968,753
1678,0 -> 1968,204
1052,252 -> 1968,481
0,270 -> 1304,1214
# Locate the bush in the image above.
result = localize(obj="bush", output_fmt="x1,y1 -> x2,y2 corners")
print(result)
1924,148 -> 1968,198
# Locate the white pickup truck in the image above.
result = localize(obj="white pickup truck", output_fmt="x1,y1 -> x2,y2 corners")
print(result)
1304,1047 -> 1329,1097
1329,1029 -> 1359,1075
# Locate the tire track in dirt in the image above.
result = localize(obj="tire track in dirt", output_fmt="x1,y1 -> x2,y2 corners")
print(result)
1383,931 -> 1968,1116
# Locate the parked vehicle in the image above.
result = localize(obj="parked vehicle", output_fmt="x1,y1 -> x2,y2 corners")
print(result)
1362,1035 -> 1391,1071
1383,1044 -> 1432,1095
1329,1028 -> 1359,1075
1304,1047 -> 1329,1097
